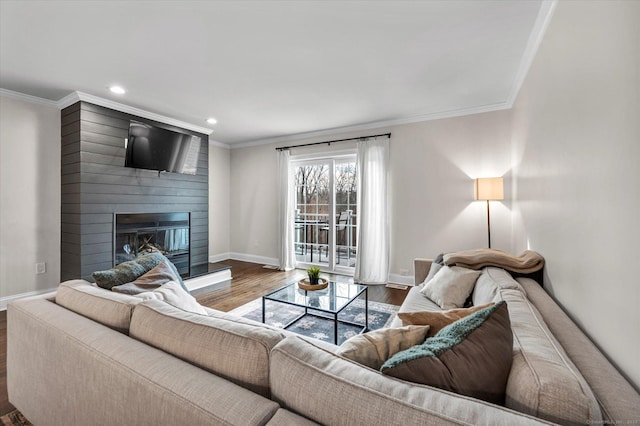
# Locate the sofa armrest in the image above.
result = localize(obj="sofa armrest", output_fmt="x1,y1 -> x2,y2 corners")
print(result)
414,258 -> 433,285
517,277 -> 640,423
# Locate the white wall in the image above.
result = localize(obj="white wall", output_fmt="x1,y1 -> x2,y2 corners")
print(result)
229,110 -> 512,277
0,95 -> 61,302
389,111 -> 512,278
511,0 -> 640,389
230,143 -> 280,264
208,144 -> 231,261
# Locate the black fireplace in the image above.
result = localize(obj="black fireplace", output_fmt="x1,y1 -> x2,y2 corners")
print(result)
114,212 -> 190,277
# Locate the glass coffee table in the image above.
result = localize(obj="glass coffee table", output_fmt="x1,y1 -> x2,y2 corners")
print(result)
262,281 -> 368,344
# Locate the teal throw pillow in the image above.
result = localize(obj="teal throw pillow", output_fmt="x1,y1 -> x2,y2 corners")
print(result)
93,252 -> 186,291
381,301 -> 512,404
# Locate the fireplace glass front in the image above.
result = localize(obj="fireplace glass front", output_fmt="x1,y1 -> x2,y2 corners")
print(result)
114,212 -> 190,276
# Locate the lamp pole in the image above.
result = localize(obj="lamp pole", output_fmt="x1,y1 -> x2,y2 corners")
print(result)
486,200 -> 491,249
474,177 -> 503,250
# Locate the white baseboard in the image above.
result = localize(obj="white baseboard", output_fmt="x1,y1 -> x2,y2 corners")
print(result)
1,287 -> 59,311
208,253 -> 231,263
185,269 -> 232,292
209,252 -> 279,267
228,252 -> 280,267
208,254 -> 414,287
387,274 -> 415,286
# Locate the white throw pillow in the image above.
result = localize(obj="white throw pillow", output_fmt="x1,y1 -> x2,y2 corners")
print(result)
420,262 -> 442,288
419,266 -> 481,309
138,281 -> 207,315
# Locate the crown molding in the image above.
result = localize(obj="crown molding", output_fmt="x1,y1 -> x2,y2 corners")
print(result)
0,88 -> 59,107
506,0 -> 557,106
230,101 -> 511,149
208,137 -> 230,149
1,88 -> 215,136
58,91 -> 214,135
55,91 -> 81,109
1,86 -> 509,151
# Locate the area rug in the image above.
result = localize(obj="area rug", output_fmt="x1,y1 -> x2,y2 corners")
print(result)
0,410 -> 31,426
230,297 -> 398,345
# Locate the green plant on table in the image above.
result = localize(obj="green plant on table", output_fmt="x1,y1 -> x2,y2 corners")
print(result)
307,266 -> 321,285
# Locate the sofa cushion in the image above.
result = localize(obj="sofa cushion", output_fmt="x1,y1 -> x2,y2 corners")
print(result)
337,325 -> 430,370
472,267 -> 522,306
401,286 -> 442,313
501,286 -> 602,424
136,281 -> 207,315
270,336 -> 549,425
129,299 -> 287,397
265,409 -> 320,426
55,280 -> 142,334
388,285 -> 441,328
111,259 -> 182,295
92,252 -> 186,291
420,266 -> 481,309
398,303 -> 493,337
381,302 -> 512,404
471,269 -> 502,305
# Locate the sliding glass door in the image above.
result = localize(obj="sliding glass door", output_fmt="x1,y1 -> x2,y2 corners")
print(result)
334,161 -> 357,271
294,160 -> 330,267
293,155 -> 357,273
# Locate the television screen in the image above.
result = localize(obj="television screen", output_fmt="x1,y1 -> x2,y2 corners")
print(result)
125,121 -> 201,175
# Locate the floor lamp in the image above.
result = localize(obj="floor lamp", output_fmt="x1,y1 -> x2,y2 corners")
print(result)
474,177 -> 504,249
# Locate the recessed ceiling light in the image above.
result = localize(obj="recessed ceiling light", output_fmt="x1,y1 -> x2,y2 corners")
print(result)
109,85 -> 126,95
206,117 -> 218,125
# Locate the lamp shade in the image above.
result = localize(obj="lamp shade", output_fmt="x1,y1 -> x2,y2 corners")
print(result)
474,177 -> 504,201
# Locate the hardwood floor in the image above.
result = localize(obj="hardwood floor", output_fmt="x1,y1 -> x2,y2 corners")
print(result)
195,260 -> 409,310
0,260 -> 408,416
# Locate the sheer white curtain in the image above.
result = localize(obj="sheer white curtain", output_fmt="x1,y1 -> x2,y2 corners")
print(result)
277,149 -> 296,271
354,136 -> 390,284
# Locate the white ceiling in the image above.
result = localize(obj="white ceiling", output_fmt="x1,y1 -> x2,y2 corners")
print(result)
0,1 -> 553,146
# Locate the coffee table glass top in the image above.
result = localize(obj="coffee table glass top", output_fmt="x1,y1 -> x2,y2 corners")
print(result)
263,281 -> 367,313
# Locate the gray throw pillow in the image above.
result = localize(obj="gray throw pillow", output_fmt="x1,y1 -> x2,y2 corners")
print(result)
381,302 -> 512,404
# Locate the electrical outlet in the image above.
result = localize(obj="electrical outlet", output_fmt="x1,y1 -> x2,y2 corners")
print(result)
400,269 -> 409,276
35,262 -> 46,274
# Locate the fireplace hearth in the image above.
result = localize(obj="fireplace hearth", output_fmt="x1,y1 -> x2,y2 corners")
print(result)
114,212 -> 190,277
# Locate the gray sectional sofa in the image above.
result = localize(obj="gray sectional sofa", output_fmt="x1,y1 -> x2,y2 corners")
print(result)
7,261 -> 640,425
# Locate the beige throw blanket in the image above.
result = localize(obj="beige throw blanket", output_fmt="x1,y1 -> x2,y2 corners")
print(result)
443,249 -> 544,274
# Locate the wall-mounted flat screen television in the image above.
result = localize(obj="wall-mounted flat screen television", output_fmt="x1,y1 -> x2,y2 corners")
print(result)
125,120 -> 201,175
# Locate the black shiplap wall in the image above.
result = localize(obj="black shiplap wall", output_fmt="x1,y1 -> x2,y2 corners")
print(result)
61,101 -> 208,281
